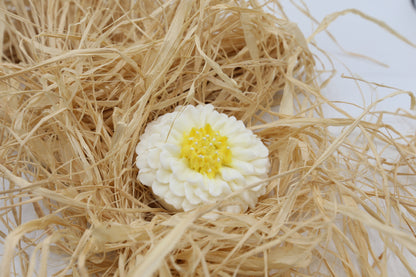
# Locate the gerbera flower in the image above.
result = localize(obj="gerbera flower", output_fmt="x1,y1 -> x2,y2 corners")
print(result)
135,104 -> 270,213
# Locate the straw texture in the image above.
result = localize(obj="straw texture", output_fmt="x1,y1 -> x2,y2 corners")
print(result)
0,0 -> 415,276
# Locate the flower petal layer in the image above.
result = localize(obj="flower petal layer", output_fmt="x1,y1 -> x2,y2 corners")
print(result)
135,104 -> 270,213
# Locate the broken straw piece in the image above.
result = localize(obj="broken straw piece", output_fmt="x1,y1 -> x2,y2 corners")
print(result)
135,104 -> 270,213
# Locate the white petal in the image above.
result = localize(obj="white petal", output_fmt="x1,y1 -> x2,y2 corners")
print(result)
160,156 -> 176,170
223,205 -> 242,213
164,191 -> 183,209
166,129 -> 183,143
194,187 -> 210,202
152,181 -> 169,196
201,212 -> 220,220
228,181 -> 243,191
135,155 -> 148,170
231,159 -> 255,174
184,169 -> 204,185
148,133 -> 162,144
171,112 -> 195,133
246,197 -> 257,209
147,148 -> 161,169
156,168 -> 171,183
199,104 -> 215,112
196,104 -> 215,125
252,158 -> 270,174
214,177 -> 231,194
182,200 -> 196,211
204,108 -> 221,125
185,183 -> 202,205
219,117 -> 245,137
241,190 -> 254,203
152,125 -> 169,141
171,160 -> 190,181
238,202 -> 249,212
254,167 -> 269,175
189,106 -> 205,128
256,143 -> 269,158
135,141 -> 146,155
139,170 -> 155,186
221,182 -> 232,194
208,178 -> 226,197
169,175 -> 185,197
162,143 -> 181,157
210,113 -> 229,130
245,175 -> 265,192
220,167 -> 244,182
254,185 -> 266,195
227,133 -> 253,148
231,146 -> 261,161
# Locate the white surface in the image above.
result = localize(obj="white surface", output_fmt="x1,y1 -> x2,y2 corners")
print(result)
280,0 -> 416,125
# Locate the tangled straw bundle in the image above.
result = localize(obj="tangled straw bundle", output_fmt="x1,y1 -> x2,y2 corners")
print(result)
0,0 -> 416,276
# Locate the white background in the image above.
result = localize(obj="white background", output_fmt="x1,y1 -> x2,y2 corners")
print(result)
279,0 -> 416,128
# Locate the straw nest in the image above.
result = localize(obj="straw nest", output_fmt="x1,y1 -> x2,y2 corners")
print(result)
1,0 -> 416,276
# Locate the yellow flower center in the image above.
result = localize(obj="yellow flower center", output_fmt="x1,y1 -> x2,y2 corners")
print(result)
181,124 -> 231,178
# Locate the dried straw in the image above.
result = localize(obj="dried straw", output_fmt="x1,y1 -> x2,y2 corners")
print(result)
0,0 -> 415,276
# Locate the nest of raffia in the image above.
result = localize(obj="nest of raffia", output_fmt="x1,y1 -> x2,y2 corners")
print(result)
1,0 -> 416,276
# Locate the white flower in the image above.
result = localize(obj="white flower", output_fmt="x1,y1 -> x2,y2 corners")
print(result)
135,104 -> 270,213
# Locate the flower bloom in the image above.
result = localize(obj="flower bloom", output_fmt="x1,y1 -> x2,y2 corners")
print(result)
135,104 -> 270,213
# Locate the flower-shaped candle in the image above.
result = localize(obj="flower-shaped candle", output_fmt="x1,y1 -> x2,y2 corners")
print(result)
135,104 -> 270,213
